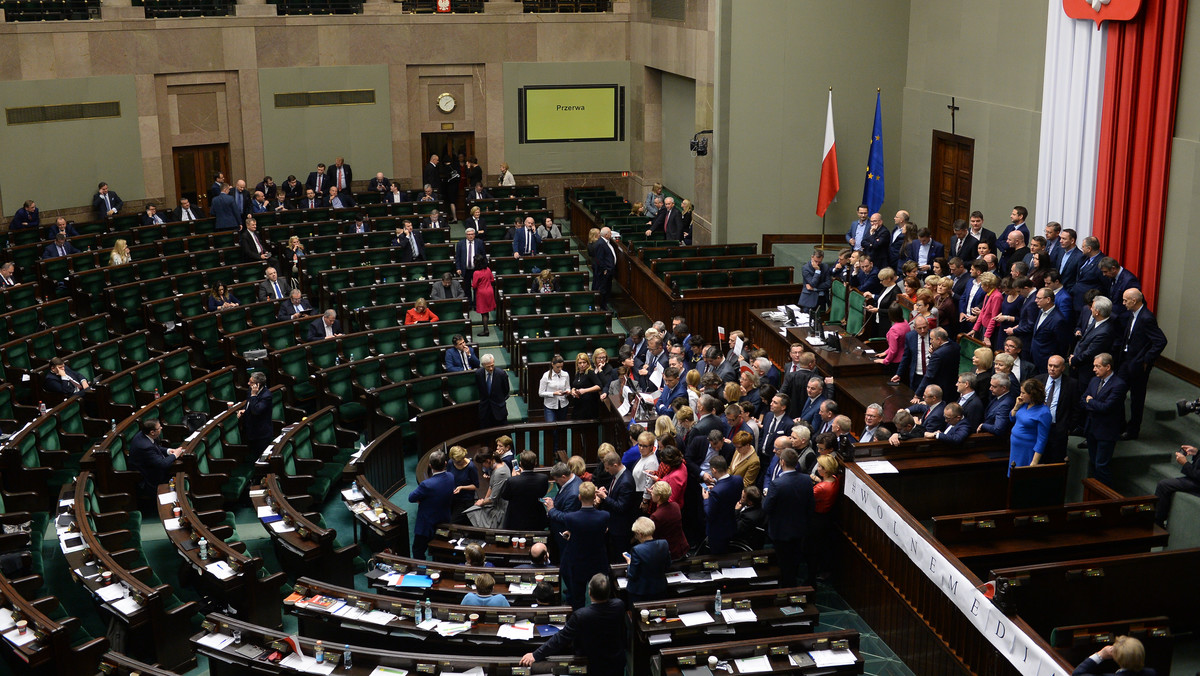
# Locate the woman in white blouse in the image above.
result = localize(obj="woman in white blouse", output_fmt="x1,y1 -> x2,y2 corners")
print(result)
499,162 -> 516,187
109,239 -> 131,265
538,354 -> 570,423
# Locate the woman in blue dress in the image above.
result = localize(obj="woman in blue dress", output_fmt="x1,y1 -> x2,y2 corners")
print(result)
1008,379 -> 1052,475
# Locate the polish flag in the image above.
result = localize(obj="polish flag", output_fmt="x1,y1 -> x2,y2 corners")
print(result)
816,89 -> 839,217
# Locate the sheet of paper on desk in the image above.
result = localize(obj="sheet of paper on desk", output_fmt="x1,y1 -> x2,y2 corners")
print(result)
334,605 -> 365,621
380,572 -> 403,586
647,633 -> 672,645
270,520 -> 295,533
440,668 -> 484,676
112,597 -> 142,616
96,584 -> 126,602
196,632 -> 236,650
206,561 -> 237,580
679,610 -> 714,627
360,610 -> 397,625
416,619 -> 440,631
57,497 -> 74,508
0,608 -> 13,631
341,487 -> 364,502
256,505 -> 275,518
158,491 -> 177,505
616,577 -> 629,589
720,608 -> 757,624
665,571 -> 691,585
805,335 -> 825,346
281,653 -> 336,675
368,667 -> 409,676
857,460 -> 899,474
718,567 -> 757,579
508,582 -> 535,594
163,517 -> 184,531
733,655 -> 772,673
3,627 -> 36,647
497,621 -> 534,640
249,489 -> 267,498
810,649 -> 857,667
434,621 -> 471,637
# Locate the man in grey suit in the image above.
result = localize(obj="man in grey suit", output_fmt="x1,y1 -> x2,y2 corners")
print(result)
705,346 -> 740,383
429,272 -> 465,300
256,267 -> 292,302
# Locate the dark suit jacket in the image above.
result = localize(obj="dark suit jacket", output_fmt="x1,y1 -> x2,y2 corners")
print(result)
328,163 -> 353,191
211,193 -> 240,231
997,223 -> 1030,254
282,181 -> 305,205
11,207 -> 39,230
455,238 -> 488,272
444,346 -> 479,372
798,263 -> 830,309
307,318 -> 341,341
498,471 -> 549,531
705,474 -> 741,548
1072,253 -> 1107,311
968,227 -> 998,254
1071,318 -> 1116,373
326,192 -> 356,209
239,229 -> 269,262
1029,310 -> 1066,368
45,224 -> 80,240
422,162 -> 440,191
909,401 -> 946,433
958,392 -> 985,431
763,470 -> 814,542
651,207 -> 684,240
980,392 -> 1016,435
547,506 -> 610,588
949,233 -> 979,261
44,367 -> 87,397
398,231 -> 426,263
860,226 -> 891,269
476,366 -> 509,421
305,171 -> 330,195
42,242 -> 81,259
299,196 -> 325,210
1117,307 -> 1167,371
902,239 -> 946,267
1057,246 -> 1083,291
175,205 -> 204,221
408,471 -> 455,537
757,412 -> 793,455
466,188 -> 492,201
241,388 -> 274,442
917,342 -> 960,400
713,357 -> 739,383
512,228 -> 541,256
895,330 -> 923,387
1071,655 -> 1155,676
463,216 -> 486,236
129,431 -> 176,493
938,419 -> 971,444
257,277 -> 292,302
92,190 -> 123,218
798,394 -> 828,430
854,268 -> 882,295
384,189 -> 408,204
1034,373 -> 1080,438
598,467 -> 639,553
553,476 -> 582,513
277,300 -> 314,321
592,237 -> 617,274
531,598 -> 627,675
626,539 -> 670,600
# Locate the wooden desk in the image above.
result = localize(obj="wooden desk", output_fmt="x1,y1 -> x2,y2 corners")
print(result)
252,475 -> 359,587
428,524 -> 552,566
747,308 -> 887,378
342,425 -> 411,557
613,550 -> 781,601
368,552 -> 561,605
657,630 -> 863,676
631,587 -> 817,666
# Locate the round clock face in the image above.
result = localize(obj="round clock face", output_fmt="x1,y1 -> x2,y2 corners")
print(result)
437,93 -> 456,113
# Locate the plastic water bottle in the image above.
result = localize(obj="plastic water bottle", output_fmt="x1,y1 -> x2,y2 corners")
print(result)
314,640 -> 324,663
714,589 -> 722,615
38,401 -> 46,415
198,537 -> 208,561
424,598 -> 432,623
110,419 -> 116,433
342,645 -> 352,670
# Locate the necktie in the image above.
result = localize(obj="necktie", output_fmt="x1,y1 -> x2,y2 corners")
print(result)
1047,378 -> 1058,423
919,335 -> 927,374
486,372 -> 492,391
411,236 -> 419,258
462,350 -> 469,368
104,194 -> 111,211
273,281 -> 282,298
467,242 -> 474,268
184,209 -> 193,220
309,200 -> 315,209
1099,377 -> 1107,392
317,176 -> 323,192
338,168 -> 345,189
294,304 -> 302,315
58,246 -> 65,256
252,232 -> 262,253
525,231 -> 531,254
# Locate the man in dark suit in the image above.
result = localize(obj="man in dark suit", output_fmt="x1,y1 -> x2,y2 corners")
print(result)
1071,295 -> 1117,385
92,182 -> 123,219
917,328 -> 960,401
860,214 -> 892,272
45,217 -> 79,241
703,456 -> 742,554
1099,257 -> 1141,320
979,375 -> 1016,436
763,448 -> 814,587
238,372 -> 274,456
499,451 -> 549,531
705,346 -> 739,383
1070,636 -> 1156,676
797,250 -> 831,311
512,216 -> 541,257
476,354 -> 509,429
1,262 -> 19,288
595,451 -> 639,561
948,219 -> 978,261
299,188 -> 324,211
888,211 -> 912,269
954,373 -> 985,431
592,227 -> 618,311
11,200 -> 40,230
967,211 -> 998,256
175,198 -> 202,222
44,357 -> 92,398
892,315 -> 930,389
901,227 -> 946,275
1034,356 -> 1079,464
455,228 -> 487,304
256,267 -> 292,302
1115,289 -> 1167,440
398,220 -> 426,263
923,402 -> 970,444
996,206 -> 1031,258
654,367 -> 688,417
305,163 -> 329,196
346,214 -> 369,235
999,230 -> 1030,274
307,310 -> 343,341
845,205 -> 870,250
281,175 -> 304,206
253,176 -> 277,199
1072,236 -> 1107,313
422,154 -> 441,196
1081,353 -> 1128,487
647,196 -> 684,241
797,376 -> 830,430
407,449 -> 455,560
853,255 -> 882,295
231,180 -> 252,221
908,385 -> 947,432
543,482 -> 609,609
208,172 -> 225,205
277,289 -> 314,321
1056,228 -> 1083,292
128,418 -> 184,495
384,183 -> 408,205
239,218 -> 270,263
367,172 -> 391,193
521,574 -> 626,675
466,183 -> 491,202
444,334 -> 479,372
1029,288 -> 1066,372
325,186 -> 355,210
757,393 -> 793,457
329,157 -> 352,193
211,184 -> 240,231
42,233 -> 80,259
423,210 -> 446,230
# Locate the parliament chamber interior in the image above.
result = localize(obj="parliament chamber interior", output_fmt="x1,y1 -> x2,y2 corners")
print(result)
2,0 -> 1200,675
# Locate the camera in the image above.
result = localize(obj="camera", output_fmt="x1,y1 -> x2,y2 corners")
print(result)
1176,398 -> 1200,417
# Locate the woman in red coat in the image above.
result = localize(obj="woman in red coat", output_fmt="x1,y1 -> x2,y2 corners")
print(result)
648,480 -> 689,560
471,254 -> 496,336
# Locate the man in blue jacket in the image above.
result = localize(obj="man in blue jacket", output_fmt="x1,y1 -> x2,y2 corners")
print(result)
408,449 -> 455,560
704,456 -> 741,554
1082,353 -> 1128,487
764,448 -> 814,587
596,451 -> 639,562
654,367 -> 688,416
544,482 -> 609,609
444,334 -> 480,372
128,418 -> 184,496
924,402 -> 970,444
978,375 -> 1016,436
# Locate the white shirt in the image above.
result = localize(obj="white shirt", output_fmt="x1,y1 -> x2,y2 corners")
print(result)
632,453 -> 659,499
539,369 -> 570,410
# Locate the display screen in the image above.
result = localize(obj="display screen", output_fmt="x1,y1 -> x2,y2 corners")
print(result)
520,85 -> 621,143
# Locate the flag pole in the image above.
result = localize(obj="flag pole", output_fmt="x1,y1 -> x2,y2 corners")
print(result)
820,86 -> 831,252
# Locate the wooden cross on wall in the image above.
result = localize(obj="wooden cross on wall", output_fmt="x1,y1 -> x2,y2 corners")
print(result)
947,97 -> 960,135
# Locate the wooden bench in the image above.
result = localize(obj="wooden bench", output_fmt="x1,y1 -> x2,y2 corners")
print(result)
657,629 -> 863,675
1049,616 -> 1173,676
252,474 -> 360,587
0,568 -> 107,676
366,551 -> 560,605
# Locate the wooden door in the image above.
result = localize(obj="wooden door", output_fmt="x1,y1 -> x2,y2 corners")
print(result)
173,144 -> 230,211
420,132 -> 476,215
927,131 -> 974,245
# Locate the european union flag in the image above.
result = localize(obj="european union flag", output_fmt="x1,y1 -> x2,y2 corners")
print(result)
862,91 -> 885,214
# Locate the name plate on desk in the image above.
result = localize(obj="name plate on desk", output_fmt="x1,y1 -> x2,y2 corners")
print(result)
543,574 -> 559,583
435,528 -> 450,538
703,561 -> 718,570
831,639 -> 850,650
201,620 -> 218,633
532,536 -> 547,545
494,535 -> 509,545
753,556 -> 768,565
416,664 -> 436,674
567,667 -> 586,674
499,614 -> 516,624
649,609 -> 666,620
549,613 -> 567,624
512,667 -> 531,676
734,600 -> 751,610
448,612 -> 465,622
770,646 -> 789,656
505,575 -> 521,584
677,656 -> 697,666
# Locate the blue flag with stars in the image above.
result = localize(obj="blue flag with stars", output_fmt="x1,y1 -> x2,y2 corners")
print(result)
862,91 -> 885,214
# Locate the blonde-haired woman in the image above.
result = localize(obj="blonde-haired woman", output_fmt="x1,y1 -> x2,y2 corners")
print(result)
970,272 -> 1002,339
109,239 -> 131,266
569,352 -> 602,420
499,162 -> 515,187
448,444 -> 479,524
680,199 -> 694,245
654,415 -> 676,443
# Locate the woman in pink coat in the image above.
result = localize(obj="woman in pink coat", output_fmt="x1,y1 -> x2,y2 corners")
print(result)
471,254 -> 496,336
